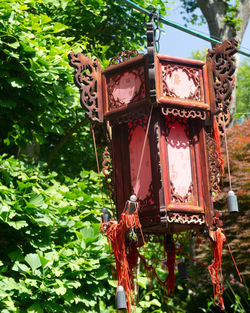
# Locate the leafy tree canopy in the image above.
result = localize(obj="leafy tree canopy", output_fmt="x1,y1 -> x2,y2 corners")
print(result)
0,0 -> 170,175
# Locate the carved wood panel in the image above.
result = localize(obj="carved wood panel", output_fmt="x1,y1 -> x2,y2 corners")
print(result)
68,53 -> 103,122
109,50 -> 141,65
206,38 -> 238,135
107,66 -> 146,110
164,116 -> 196,206
162,64 -> 201,101
206,133 -> 221,200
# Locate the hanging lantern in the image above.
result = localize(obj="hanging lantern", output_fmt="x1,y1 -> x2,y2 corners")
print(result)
69,21 -> 239,312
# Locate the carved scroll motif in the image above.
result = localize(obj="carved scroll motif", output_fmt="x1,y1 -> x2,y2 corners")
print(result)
164,115 -> 190,138
167,213 -> 205,225
102,146 -> 115,200
107,66 -> 145,110
162,106 -> 206,120
109,50 -> 141,65
162,64 -> 201,101
68,53 -> 103,122
170,181 -> 194,204
109,109 -> 148,126
206,38 -> 238,135
128,117 -> 148,142
206,133 -> 221,199
132,182 -> 154,208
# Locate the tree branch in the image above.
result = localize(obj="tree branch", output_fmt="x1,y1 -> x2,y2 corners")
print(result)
46,119 -> 86,168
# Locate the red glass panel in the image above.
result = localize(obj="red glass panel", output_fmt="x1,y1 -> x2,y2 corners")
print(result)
129,125 -> 152,202
167,120 -> 193,203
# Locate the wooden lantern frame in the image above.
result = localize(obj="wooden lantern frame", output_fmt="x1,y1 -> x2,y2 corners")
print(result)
69,36 -> 238,235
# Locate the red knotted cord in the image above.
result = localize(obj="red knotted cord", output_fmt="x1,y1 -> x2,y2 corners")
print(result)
225,236 -> 242,283
102,210 -> 141,313
208,228 -> 225,310
214,116 -> 224,175
138,247 -> 176,295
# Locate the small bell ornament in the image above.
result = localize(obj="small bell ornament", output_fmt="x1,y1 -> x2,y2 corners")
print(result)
116,285 -> 127,310
101,207 -> 111,223
227,190 -> 239,213
124,195 -> 138,215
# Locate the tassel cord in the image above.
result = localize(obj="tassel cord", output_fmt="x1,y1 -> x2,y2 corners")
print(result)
222,114 -> 232,190
135,103 -> 154,190
225,236 -> 242,283
90,122 -> 105,208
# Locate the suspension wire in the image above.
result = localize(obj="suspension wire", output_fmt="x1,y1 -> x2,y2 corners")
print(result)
90,122 -> 105,208
222,114 -> 232,190
135,103 -> 154,186
121,0 -> 250,58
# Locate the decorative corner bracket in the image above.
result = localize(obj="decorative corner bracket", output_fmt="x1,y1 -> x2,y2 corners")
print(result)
68,52 -> 103,123
206,38 -> 238,135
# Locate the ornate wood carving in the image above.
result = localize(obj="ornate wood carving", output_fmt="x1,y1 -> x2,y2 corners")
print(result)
107,67 -> 145,110
68,53 -> 103,122
206,38 -> 238,134
162,64 -> 201,101
164,115 -> 190,138
109,50 -> 141,65
161,106 -> 206,120
128,117 -> 148,142
102,146 -> 115,200
206,133 -> 221,199
170,181 -> 194,204
133,182 -> 154,208
164,115 -> 196,206
167,212 -> 205,225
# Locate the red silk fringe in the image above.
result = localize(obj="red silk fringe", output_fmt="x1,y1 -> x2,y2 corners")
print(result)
208,228 -> 225,310
102,211 -> 141,313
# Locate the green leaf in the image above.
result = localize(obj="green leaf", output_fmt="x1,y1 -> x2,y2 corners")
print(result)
9,220 -> 28,229
54,285 -> 67,295
95,268 -> 108,280
108,280 -> 117,288
27,193 -> 45,208
12,261 -> 29,273
27,302 -> 44,313
138,276 -> 148,289
53,22 -> 68,33
25,253 -> 41,272
37,251 -> 50,268
5,41 -> 20,49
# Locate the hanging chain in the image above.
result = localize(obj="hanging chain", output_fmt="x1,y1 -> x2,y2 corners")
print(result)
154,12 -> 161,53
147,10 -> 161,53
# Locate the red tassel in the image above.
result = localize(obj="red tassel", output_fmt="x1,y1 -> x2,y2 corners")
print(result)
102,211 -> 141,313
214,117 -> 224,175
127,241 -> 139,270
208,228 -> 225,310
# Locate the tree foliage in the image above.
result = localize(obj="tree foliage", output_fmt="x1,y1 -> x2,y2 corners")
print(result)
235,60 -> 250,121
179,0 -> 250,40
180,0 -> 250,122
0,155 -> 116,312
0,0 -> 169,175
0,0 -> 249,312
